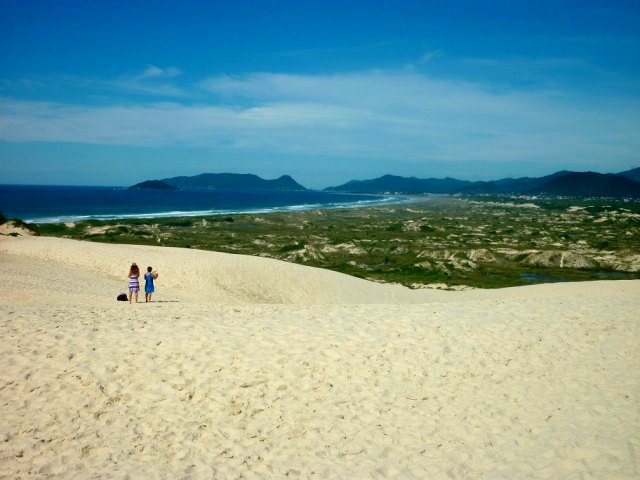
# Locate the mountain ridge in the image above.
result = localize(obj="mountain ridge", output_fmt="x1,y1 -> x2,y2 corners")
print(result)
536,171 -> 640,197
129,180 -> 179,190
617,167 -> 640,183
130,168 -> 640,197
324,174 -> 471,194
325,169 -> 640,197
130,173 -> 307,191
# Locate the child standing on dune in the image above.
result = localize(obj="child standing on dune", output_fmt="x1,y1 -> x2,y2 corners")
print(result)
128,263 -> 141,303
144,266 -> 158,302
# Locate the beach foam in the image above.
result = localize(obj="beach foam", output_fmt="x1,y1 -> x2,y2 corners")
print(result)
1,236 -> 638,478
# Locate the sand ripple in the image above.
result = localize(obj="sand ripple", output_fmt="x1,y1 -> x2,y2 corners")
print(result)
1,237 -> 639,478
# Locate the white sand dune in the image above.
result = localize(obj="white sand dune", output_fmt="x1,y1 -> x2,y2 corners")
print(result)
1,235 -> 639,478
0,236 -> 450,305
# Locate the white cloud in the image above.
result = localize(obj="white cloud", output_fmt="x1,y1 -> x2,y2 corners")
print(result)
419,50 -> 444,63
1,70 -> 638,172
107,65 -> 185,96
33,67 -> 188,98
138,65 -> 182,80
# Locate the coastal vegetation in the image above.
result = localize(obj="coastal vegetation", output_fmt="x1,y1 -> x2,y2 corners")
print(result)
0,210 -> 40,236
35,196 -> 640,289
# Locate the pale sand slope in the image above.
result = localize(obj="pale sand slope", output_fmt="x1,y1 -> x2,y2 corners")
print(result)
0,236 -> 638,479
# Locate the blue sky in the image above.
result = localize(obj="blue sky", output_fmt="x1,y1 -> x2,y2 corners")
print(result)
1,0 -> 638,189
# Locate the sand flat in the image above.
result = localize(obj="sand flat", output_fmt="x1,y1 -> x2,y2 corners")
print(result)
1,236 -> 639,478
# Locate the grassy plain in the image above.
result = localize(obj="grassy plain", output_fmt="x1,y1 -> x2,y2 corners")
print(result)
37,196 -> 640,289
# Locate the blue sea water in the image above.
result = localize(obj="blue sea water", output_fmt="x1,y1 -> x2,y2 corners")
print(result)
0,185 -> 402,223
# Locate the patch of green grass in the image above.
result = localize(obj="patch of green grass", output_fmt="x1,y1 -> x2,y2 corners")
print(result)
35,195 -> 640,288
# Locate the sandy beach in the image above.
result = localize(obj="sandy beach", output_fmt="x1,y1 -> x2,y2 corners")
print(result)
1,235 -> 638,479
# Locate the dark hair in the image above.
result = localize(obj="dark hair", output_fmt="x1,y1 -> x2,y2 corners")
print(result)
147,266 -> 153,272
129,264 -> 140,277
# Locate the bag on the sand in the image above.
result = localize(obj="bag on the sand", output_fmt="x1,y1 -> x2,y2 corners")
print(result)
117,293 -> 128,301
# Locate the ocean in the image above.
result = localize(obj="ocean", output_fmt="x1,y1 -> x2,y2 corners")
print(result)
0,185 -> 401,223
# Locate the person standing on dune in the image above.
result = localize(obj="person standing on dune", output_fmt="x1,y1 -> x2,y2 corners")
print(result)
144,266 -> 158,302
128,263 -> 140,303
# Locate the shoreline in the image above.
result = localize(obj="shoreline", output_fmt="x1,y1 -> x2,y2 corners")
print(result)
26,192 -> 408,224
0,184 -> 420,224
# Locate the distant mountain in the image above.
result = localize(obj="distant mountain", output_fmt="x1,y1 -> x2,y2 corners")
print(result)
128,180 -> 179,190
324,172 -> 569,194
457,171 -> 571,194
160,173 -> 307,191
324,174 -> 471,193
532,171 -> 640,197
617,167 -> 640,183
323,169 -> 640,197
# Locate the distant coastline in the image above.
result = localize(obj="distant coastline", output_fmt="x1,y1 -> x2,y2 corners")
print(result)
0,184 -> 405,224
3,166 -> 639,224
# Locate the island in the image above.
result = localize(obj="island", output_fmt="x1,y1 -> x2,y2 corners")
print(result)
160,173 -> 307,191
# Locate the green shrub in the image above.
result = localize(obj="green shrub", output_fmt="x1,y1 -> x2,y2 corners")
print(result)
166,220 -> 193,227
11,218 -> 40,235
280,243 -> 304,253
38,223 -> 68,235
593,240 -> 610,249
